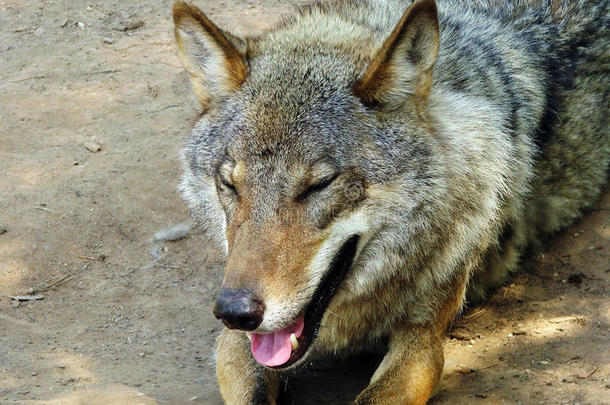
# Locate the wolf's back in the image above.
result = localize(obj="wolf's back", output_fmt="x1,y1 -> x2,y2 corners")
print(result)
458,0 -> 610,299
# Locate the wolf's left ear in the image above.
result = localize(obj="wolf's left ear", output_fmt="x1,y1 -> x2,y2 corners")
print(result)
354,0 -> 439,114
173,1 -> 248,109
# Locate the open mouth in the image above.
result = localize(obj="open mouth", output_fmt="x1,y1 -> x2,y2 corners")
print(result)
247,235 -> 360,369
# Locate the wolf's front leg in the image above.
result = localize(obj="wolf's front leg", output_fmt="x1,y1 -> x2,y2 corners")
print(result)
216,328 -> 279,405
354,326 -> 444,405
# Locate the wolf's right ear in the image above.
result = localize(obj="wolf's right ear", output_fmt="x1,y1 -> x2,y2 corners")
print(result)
173,1 -> 248,109
354,0 -> 439,116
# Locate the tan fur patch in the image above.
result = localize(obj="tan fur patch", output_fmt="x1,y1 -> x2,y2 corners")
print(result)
434,275 -> 468,336
223,203 -> 324,312
216,329 -> 279,404
357,327 -> 443,405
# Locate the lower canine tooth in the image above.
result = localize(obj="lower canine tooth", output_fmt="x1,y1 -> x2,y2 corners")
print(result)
246,332 -> 252,342
290,333 -> 298,351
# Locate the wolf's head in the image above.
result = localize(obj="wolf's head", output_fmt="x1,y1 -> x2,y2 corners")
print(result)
173,0 -> 440,368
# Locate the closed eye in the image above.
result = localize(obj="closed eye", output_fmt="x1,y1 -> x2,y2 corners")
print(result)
219,176 -> 238,196
296,173 -> 339,202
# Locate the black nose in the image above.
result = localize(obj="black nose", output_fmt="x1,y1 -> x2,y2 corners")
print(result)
213,289 -> 265,331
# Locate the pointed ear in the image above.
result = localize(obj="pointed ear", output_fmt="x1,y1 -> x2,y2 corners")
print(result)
354,0 -> 439,113
173,1 -> 248,109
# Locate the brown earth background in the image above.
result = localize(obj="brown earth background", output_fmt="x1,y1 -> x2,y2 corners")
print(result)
1,1 -> 608,404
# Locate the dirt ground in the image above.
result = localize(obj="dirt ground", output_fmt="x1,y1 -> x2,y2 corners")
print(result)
0,1 -> 608,404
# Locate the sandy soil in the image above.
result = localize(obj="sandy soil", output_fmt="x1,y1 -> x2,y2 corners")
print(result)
0,1 -> 608,404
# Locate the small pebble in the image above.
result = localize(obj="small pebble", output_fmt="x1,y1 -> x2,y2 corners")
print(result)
0,226 -> 7,235
567,273 -> 584,285
150,246 -> 163,261
103,37 -> 114,44
84,141 -> 102,153
153,222 -> 192,242
121,20 -> 144,31
76,21 -> 85,29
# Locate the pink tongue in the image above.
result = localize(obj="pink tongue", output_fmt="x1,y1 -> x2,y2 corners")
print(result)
250,315 -> 304,367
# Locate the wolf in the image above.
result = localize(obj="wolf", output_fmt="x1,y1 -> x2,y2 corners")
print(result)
171,0 -> 609,403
